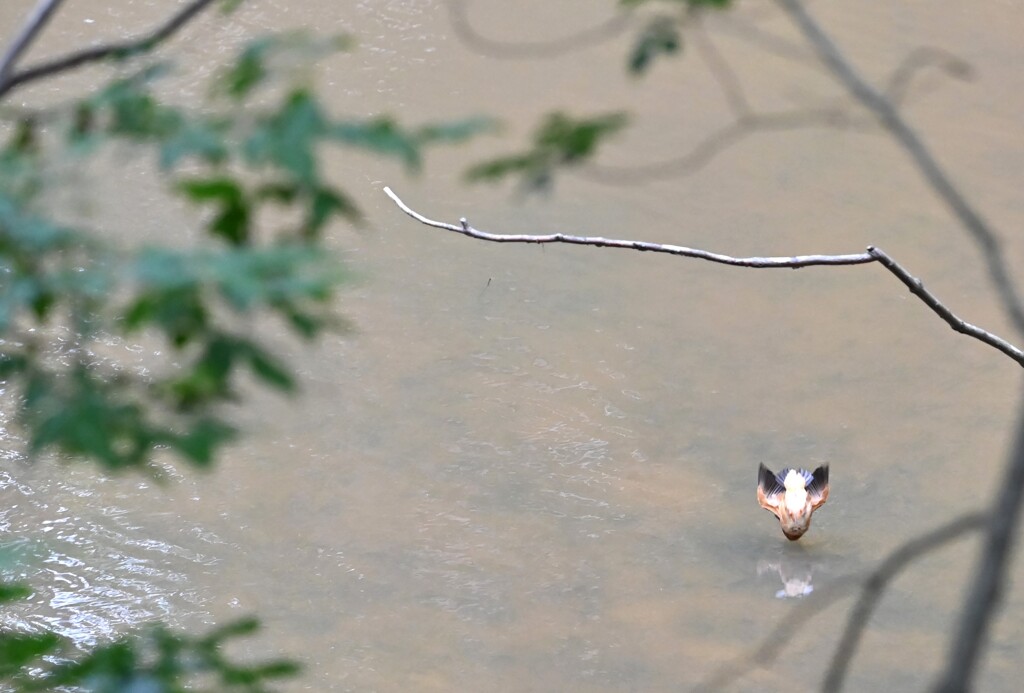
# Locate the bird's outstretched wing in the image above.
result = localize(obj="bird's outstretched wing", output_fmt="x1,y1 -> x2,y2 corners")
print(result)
757,463 -> 784,517
807,465 -> 830,509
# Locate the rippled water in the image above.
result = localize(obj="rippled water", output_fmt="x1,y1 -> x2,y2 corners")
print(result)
2,0 -> 1024,690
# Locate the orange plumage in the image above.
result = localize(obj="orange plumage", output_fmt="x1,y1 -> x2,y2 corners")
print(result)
757,463 -> 829,540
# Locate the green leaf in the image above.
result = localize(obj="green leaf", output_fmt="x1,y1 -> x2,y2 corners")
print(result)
330,117 -> 421,170
465,152 -> 545,183
169,335 -> 238,408
244,344 -> 295,392
0,584 -> 32,602
246,90 -> 325,182
177,177 -> 251,245
466,111 -> 627,190
0,631 -> 61,677
415,116 -> 497,144
535,112 -> 628,162
159,119 -> 229,169
304,185 -> 360,234
221,38 -> 270,99
168,419 -> 236,467
629,17 -> 681,74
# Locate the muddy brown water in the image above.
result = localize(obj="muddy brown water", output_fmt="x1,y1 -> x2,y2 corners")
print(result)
1,1 -> 1023,690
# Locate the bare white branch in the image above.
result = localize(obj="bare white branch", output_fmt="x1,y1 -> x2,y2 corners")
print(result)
383,186 -> 874,269
385,187 -> 1024,371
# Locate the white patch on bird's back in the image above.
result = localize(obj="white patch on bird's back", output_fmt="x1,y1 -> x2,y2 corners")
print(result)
783,469 -> 808,514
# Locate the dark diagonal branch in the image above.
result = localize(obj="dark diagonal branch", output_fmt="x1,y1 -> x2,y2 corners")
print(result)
772,2 -> 1024,689
447,0 -> 633,59
868,247 -> 1024,366
0,0 -> 66,86
934,400 -> 1024,692
384,187 -> 1024,369
695,513 -> 985,692
822,512 -> 987,692
0,0 -> 219,100
775,0 -> 1024,338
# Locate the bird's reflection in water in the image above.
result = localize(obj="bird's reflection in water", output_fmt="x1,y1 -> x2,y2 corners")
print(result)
757,545 -> 823,599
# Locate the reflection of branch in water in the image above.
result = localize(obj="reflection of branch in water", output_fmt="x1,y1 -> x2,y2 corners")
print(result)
578,22 -> 968,185
883,46 -> 974,106
447,0 -> 633,59
935,402 -> 1024,692
697,513 -> 984,692
578,106 -> 873,185
821,512 -> 986,692
773,3 -> 1024,690
712,12 -> 817,67
776,0 -> 1024,338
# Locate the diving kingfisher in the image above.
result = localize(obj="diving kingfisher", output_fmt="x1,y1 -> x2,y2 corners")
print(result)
757,463 -> 830,541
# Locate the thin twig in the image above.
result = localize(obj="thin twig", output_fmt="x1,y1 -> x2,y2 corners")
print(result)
868,247 -> 1024,366
691,22 -> 751,117
384,187 -> 1024,370
0,0 -> 66,86
383,186 -> 873,268
822,512 -> 987,692
578,106 -> 872,185
0,0 -> 219,100
883,46 -> 974,107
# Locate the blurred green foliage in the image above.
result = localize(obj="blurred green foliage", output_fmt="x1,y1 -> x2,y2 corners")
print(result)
0,31 -> 487,475
466,112 -> 628,190
0,18 -> 491,689
0,0 -> 723,688
621,0 -> 732,75
0,583 -> 296,692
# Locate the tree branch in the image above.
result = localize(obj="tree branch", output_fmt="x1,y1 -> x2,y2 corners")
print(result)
384,186 -> 1024,369
577,106 -> 873,185
382,186 -> 874,268
775,0 -> 1024,338
695,512 -> 985,692
770,3 -> 1024,688
0,0 -> 66,87
868,247 -> 1024,366
823,512 -> 987,692
0,0 -> 219,100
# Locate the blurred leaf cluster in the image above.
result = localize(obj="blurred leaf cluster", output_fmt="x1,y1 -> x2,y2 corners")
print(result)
466,111 -> 627,190
621,0 -> 733,75
0,31 -> 488,474
0,586 -> 296,692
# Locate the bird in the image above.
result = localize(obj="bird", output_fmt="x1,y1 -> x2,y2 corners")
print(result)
757,463 -> 829,541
